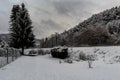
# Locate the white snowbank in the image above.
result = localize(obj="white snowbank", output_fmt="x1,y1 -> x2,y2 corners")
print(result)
69,46 -> 120,63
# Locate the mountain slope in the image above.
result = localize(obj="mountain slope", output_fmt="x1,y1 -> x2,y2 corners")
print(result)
40,6 -> 120,47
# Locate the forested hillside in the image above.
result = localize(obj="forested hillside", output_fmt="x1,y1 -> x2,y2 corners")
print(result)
40,6 -> 120,47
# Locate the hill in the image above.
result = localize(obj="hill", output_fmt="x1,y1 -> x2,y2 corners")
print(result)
40,6 -> 120,48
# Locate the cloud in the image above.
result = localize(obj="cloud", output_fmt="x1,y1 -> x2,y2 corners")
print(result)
41,19 -> 63,30
53,0 -> 94,16
33,19 -> 65,38
0,0 -> 120,39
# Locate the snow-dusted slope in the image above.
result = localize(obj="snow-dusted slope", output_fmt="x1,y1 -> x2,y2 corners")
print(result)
70,46 -> 120,63
0,46 -> 120,80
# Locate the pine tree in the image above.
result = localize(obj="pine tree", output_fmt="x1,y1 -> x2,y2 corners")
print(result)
9,5 -> 21,48
9,3 -> 35,55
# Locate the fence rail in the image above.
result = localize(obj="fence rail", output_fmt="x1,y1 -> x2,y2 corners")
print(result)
0,48 -> 21,68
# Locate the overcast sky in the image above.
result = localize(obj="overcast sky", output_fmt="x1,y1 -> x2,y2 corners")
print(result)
0,0 -> 120,39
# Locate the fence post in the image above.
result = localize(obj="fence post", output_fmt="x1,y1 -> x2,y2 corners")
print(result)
0,59 -> 2,68
6,48 -> 8,64
15,49 -> 17,59
12,48 -> 14,61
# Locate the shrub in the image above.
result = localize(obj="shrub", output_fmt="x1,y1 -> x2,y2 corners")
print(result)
86,55 -> 95,61
38,49 -> 44,55
78,51 -> 96,61
86,54 -> 96,61
29,50 -> 38,55
110,55 -> 120,63
44,50 -> 50,54
51,47 -> 68,59
38,49 -> 50,55
79,51 -> 87,60
93,48 -> 100,53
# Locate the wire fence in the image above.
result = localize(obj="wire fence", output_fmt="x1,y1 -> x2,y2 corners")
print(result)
0,48 -> 21,68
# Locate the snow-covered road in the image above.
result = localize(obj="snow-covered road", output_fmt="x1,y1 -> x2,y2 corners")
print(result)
0,54 -> 120,80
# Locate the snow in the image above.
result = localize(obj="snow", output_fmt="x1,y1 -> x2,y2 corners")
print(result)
0,46 -> 120,80
69,46 -> 120,63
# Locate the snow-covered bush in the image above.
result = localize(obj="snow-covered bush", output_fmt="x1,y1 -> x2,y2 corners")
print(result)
28,50 -> 38,56
51,47 -> 68,59
78,51 -> 96,61
86,54 -> 96,61
26,49 -> 50,56
44,50 -> 51,54
79,51 -> 87,61
38,49 -> 50,55
98,51 -> 107,61
110,55 -> 120,63
38,49 -> 44,55
93,48 -> 100,53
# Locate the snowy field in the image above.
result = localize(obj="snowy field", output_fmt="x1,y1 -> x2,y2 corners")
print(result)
0,46 -> 120,80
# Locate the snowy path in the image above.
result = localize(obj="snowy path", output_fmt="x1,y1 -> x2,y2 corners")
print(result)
0,55 -> 120,80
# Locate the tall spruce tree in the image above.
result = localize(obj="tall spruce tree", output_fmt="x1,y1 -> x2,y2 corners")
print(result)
9,3 -> 35,55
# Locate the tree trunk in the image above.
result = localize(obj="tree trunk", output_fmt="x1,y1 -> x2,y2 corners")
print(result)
21,47 -> 24,55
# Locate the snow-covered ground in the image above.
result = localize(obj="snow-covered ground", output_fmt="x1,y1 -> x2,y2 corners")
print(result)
71,46 -> 120,63
0,46 -> 120,80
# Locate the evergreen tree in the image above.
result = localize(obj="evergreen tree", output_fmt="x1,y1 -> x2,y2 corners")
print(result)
9,3 -> 35,55
9,5 -> 21,48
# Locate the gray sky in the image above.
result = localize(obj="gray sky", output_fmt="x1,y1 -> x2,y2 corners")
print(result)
0,0 -> 120,39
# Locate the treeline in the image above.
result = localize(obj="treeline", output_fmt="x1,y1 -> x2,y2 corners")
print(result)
40,27 -> 118,48
40,33 -> 66,48
40,6 -> 120,48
